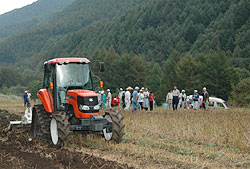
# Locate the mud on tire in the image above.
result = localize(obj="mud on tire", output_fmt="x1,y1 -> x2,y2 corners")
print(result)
31,105 -> 51,140
106,110 -> 125,143
50,112 -> 70,149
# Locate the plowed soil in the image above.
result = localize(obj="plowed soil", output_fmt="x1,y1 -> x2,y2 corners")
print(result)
0,109 -> 132,169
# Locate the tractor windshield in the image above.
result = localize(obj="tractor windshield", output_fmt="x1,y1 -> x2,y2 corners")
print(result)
56,63 -> 92,110
56,63 -> 92,89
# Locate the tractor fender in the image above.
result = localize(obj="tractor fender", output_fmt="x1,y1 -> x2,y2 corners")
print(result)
37,89 -> 54,113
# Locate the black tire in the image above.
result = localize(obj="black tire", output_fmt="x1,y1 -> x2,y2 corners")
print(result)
106,110 -> 125,143
31,105 -> 51,140
50,112 -> 70,149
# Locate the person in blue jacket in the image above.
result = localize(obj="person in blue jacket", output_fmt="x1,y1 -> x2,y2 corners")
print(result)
23,91 -> 29,108
192,90 -> 200,109
132,87 -> 140,111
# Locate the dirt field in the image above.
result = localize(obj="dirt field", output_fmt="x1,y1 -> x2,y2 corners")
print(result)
0,95 -> 249,169
0,109 -> 132,169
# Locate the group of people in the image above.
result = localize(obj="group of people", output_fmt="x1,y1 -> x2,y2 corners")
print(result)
97,86 -> 156,111
131,87 -> 155,111
166,86 -> 209,110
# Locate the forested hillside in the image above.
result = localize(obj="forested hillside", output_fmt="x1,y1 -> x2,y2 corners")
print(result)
0,0 -> 76,40
0,0 -> 250,106
0,0 -> 148,65
44,0 -> 250,67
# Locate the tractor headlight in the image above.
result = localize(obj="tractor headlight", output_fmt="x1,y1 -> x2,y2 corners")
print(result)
79,105 -> 90,111
94,105 -> 100,110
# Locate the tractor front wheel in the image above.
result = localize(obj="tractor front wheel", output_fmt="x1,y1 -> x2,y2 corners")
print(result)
50,112 -> 70,148
103,110 -> 125,143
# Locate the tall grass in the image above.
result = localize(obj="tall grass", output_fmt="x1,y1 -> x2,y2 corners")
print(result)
125,109 -> 249,152
70,108 -> 250,168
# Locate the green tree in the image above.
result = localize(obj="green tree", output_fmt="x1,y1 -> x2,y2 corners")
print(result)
175,54 -> 201,94
229,78 -> 250,107
158,50 -> 181,103
28,80 -> 43,99
202,51 -> 232,100
145,62 -> 162,104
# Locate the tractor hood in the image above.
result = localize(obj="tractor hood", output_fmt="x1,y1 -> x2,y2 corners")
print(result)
66,89 -> 97,97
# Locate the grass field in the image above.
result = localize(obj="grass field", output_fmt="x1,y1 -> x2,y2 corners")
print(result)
0,94 -> 249,168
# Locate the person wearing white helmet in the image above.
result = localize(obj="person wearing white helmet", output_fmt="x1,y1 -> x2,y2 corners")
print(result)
178,90 -> 187,109
138,89 -> 144,110
192,90 -> 200,109
202,87 -> 209,110
132,87 -> 140,111
106,89 -> 112,109
118,88 -> 125,108
23,91 -> 32,122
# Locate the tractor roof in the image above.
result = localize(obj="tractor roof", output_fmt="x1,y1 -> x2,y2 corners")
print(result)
46,58 -> 90,64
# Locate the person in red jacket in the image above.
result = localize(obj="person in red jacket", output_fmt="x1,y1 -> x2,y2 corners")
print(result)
111,96 -> 115,107
116,96 -> 120,107
149,92 -> 155,111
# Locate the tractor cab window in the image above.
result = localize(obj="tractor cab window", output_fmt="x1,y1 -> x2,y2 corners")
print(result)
44,66 -> 54,90
56,63 -> 92,110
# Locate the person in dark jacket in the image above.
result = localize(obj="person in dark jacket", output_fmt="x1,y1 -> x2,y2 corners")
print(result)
202,87 -> 209,110
23,91 -> 29,108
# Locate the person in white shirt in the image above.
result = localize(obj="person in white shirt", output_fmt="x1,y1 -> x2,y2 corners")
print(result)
143,88 -> 149,111
124,86 -> 133,110
172,85 -> 180,110
118,88 -> 125,108
138,90 -> 144,110
178,90 -> 187,109
106,89 -> 112,109
166,89 -> 173,110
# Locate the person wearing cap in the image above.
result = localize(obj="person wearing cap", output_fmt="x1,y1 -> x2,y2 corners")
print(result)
166,89 -> 173,110
23,91 -> 29,108
178,90 -> 187,109
106,89 -> 112,109
143,88 -> 149,111
132,87 -> 140,111
118,88 -> 125,108
141,87 -> 145,92
192,90 -> 200,109
172,85 -> 180,110
23,91 -> 32,122
138,90 -> 144,110
124,86 -> 133,110
202,87 -> 209,110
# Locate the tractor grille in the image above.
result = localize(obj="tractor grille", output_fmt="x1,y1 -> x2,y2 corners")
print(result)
77,96 -> 99,113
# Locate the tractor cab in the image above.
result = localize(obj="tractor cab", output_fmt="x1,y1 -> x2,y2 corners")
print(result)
42,58 -> 102,113
43,58 -> 96,111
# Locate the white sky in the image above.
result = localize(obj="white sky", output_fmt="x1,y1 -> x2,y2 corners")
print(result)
0,0 -> 37,15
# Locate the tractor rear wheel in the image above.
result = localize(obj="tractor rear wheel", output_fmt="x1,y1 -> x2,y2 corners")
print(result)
50,112 -> 70,148
104,110 -> 125,143
31,105 -> 51,140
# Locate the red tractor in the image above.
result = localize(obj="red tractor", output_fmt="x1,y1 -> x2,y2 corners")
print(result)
31,58 -> 124,148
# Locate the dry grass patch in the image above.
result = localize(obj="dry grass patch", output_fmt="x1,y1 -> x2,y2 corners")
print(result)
70,108 -> 250,168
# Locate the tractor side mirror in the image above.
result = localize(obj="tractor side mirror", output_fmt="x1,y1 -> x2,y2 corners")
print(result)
99,62 -> 104,72
45,63 -> 51,73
